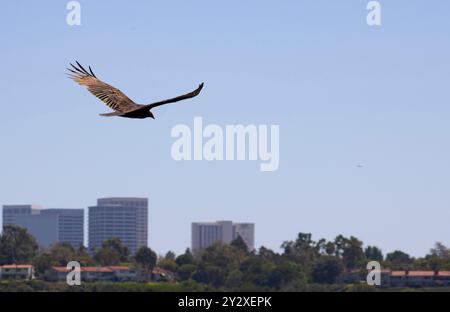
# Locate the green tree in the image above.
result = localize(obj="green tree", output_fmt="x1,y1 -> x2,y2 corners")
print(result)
281,233 -> 320,265
0,225 -> 38,264
386,250 -> 413,269
342,236 -> 365,269
415,243 -> 450,271
176,248 -> 195,266
165,251 -> 176,261
178,264 -> 197,281
193,262 -> 227,287
365,245 -> 384,261
157,250 -> 178,272
94,247 -> 121,266
74,245 -> 96,266
101,237 -> 129,262
268,262 -> 301,289
231,235 -> 248,253
192,242 -> 244,287
225,269 -> 243,288
134,246 -> 157,280
47,242 -> 76,265
430,242 -> 450,259
32,252 -> 53,276
158,258 -> 178,272
324,242 -> 336,256
240,256 -> 274,287
310,256 -> 344,284
258,246 -> 278,262
333,235 -> 347,257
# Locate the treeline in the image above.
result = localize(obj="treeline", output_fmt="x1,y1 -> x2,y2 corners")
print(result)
157,234 -> 450,291
1,225 -> 450,291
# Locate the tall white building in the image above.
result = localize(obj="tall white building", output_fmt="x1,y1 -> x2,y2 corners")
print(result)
88,198 -> 148,255
192,220 -> 255,251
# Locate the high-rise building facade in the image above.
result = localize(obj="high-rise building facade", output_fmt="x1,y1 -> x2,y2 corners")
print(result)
2,205 -> 84,248
192,220 -> 255,251
2,205 -> 42,227
13,214 -> 59,247
88,198 -> 148,255
41,209 -> 84,248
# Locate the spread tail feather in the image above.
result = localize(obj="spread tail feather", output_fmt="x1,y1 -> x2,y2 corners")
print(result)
99,111 -> 124,117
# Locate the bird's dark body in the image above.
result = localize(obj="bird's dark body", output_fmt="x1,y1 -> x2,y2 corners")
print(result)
67,61 -> 203,120
120,108 -> 154,119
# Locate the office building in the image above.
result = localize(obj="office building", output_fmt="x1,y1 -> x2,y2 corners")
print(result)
192,220 -> 255,251
2,205 -> 42,227
88,197 -> 148,254
7,208 -> 84,248
41,209 -> 84,247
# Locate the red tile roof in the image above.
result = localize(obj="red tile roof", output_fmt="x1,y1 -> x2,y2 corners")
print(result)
52,267 -> 70,273
390,271 -> 406,277
82,267 -> 113,273
1,264 -> 33,269
407,271 -> 434,277
52,266 -> 113,273
367,269 -> 391,274
346,268 -> 450,278
108,266 -> 133,271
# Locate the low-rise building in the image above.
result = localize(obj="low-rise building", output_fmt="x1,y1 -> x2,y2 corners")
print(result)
435,271 -> 450,287
405,271 -> 436,288
0,265 -> 34,280
152,267 -> 175,282
50,266 -> 171,282
346,269 -> 450,288
389,270 -> 407,287
52,266 -> 115,282
107,266 -> 139,281
387,270 -> 450,288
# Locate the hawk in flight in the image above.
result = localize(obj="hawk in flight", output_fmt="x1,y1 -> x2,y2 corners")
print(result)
67,61 -> 204,119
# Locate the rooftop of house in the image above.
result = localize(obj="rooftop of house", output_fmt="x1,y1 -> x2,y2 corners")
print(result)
52,266 -> 114,273
357,269 -> 450,278
0,264 -> 33,269
407,271 -> 435,277
51,266 -> 172,275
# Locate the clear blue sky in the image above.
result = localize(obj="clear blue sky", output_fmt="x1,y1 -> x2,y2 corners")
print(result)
1,1 -> 449,257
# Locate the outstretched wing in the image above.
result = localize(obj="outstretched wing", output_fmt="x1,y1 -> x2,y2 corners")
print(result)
67,61 -> 142,113
144,83 -> 204,110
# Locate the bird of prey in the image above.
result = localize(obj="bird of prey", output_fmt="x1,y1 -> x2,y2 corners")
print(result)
67,61 -> 204,119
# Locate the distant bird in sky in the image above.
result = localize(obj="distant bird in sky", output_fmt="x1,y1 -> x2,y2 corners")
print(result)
67,61 -> 204,119
356,164 -> 364,168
